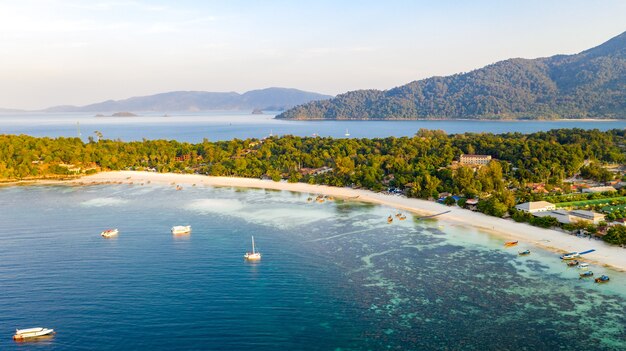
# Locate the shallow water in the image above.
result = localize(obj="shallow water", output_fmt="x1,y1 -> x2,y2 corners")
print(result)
0,185 -> 624,350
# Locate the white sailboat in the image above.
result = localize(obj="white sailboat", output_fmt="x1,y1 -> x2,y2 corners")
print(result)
244,236 -> 261,260
344,129 -> 350,136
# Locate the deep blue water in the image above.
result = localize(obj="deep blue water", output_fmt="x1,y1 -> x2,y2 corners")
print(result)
0,184 -> 625,350
0,111 -> 624,142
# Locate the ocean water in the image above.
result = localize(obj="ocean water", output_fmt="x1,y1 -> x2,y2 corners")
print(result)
0,184 -> 625,350
1,111 -> 625,142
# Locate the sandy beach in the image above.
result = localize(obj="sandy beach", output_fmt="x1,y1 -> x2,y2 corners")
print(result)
42,170 -> 626,271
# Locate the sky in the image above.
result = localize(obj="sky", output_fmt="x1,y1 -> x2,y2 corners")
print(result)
0,0 -> 624,110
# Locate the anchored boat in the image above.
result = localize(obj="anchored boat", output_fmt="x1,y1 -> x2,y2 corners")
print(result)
577,263 -> 589,269
387,215 -> 393,223
171,225 -> 191,235
504,241 -> 518,247
566,260 -> 580,267
595,275 -> 610,283
13,327 -> 54,341
560,249 -> 595,260
244,236 -> 261,261
579,271 -> 594,279
518,250 -> 530,256
100,228 -> 119,238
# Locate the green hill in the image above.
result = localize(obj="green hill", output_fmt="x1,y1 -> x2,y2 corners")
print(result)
277,31 -> 626,120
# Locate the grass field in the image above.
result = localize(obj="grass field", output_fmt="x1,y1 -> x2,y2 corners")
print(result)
602,203 -> 626,213
555,196 -> 626,208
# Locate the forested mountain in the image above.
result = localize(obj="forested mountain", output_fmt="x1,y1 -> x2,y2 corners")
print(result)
278,31 -> 626,120
42,88 -> 332,113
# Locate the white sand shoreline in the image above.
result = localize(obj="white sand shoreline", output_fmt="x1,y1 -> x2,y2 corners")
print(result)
26,171 -> 626,271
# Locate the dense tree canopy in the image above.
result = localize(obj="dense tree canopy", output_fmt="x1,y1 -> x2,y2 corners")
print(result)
277,31 -> 626,120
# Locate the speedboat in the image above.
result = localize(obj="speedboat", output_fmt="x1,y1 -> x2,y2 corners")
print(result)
100,229 -> 119,238
399,215 -> 407,220
594,275 -> 610,283
387,215 -> 393,223
577,263 -> 589,269
504,241 -> 518,247
560,252 -> 580,260
518,250 -> 530,256
579,271 -> 594,278
171,225 -> 191,235
13,327 -> 54,341
244,236 -> 261,261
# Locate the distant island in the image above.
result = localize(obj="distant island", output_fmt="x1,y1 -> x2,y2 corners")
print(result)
38,87 -> 332,113
95,112 -> 138,117
278,31 -> 626,120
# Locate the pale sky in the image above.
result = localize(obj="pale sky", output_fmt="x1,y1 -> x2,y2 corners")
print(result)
0,0 -> 624,110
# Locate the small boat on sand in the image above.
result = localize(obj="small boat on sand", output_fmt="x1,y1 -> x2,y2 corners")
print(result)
560,252 -> 581,260
518,250 -> 530,256
244,236 -> 261,261
566,260 -> 580,267
171,225 -> 191,235
387,215 -> 393,223
594,275 -> 610,283
13,327 -> 54,341
100,229 -> 119,238
579,271 -> 594,279
504,241 -> 518,247
577,263 -> 589,269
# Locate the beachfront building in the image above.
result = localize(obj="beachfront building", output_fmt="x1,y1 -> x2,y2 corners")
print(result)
515,201 -> 556,214
459,154 -> 492,165
582,186 -> 617,193
533,209 -> 605,225
569,210 -> 606,225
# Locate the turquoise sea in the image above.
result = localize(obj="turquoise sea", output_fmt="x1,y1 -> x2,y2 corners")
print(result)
1,111 -> 625,142
0,184 -> 624,350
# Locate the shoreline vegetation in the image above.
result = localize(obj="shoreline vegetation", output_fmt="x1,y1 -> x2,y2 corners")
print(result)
12,170 -> 626,272
1,130 -> 625,269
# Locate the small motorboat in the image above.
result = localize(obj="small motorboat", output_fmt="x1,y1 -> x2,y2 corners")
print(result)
176,185 -> 183,191
387,216 -> 393,223
566,260 -> 580,267
244,236 -> 261,261
560,252 -> 580,260
171,225 -> 191,235
399,215 -> 407,220
395,213 -> 402,218
100,228 -> 119,238
577,263 -> 589,269
579,271 -> 594,279
504,241 -> 518,247
594,275 -> 610,283
13,327 -> 54,341
307,197 -> 313,202
518,250 -> 530,256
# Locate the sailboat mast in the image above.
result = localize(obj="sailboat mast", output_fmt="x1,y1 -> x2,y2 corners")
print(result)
252,236 -> 255,254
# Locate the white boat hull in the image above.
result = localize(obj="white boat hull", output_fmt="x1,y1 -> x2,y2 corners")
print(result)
101,229 -> 119,238
171,225 -> 191,235
13,327 -> 54,340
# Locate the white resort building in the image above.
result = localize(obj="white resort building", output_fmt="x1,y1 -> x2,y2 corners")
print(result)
459,154 -> 492,165
515,201 -> 556,213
